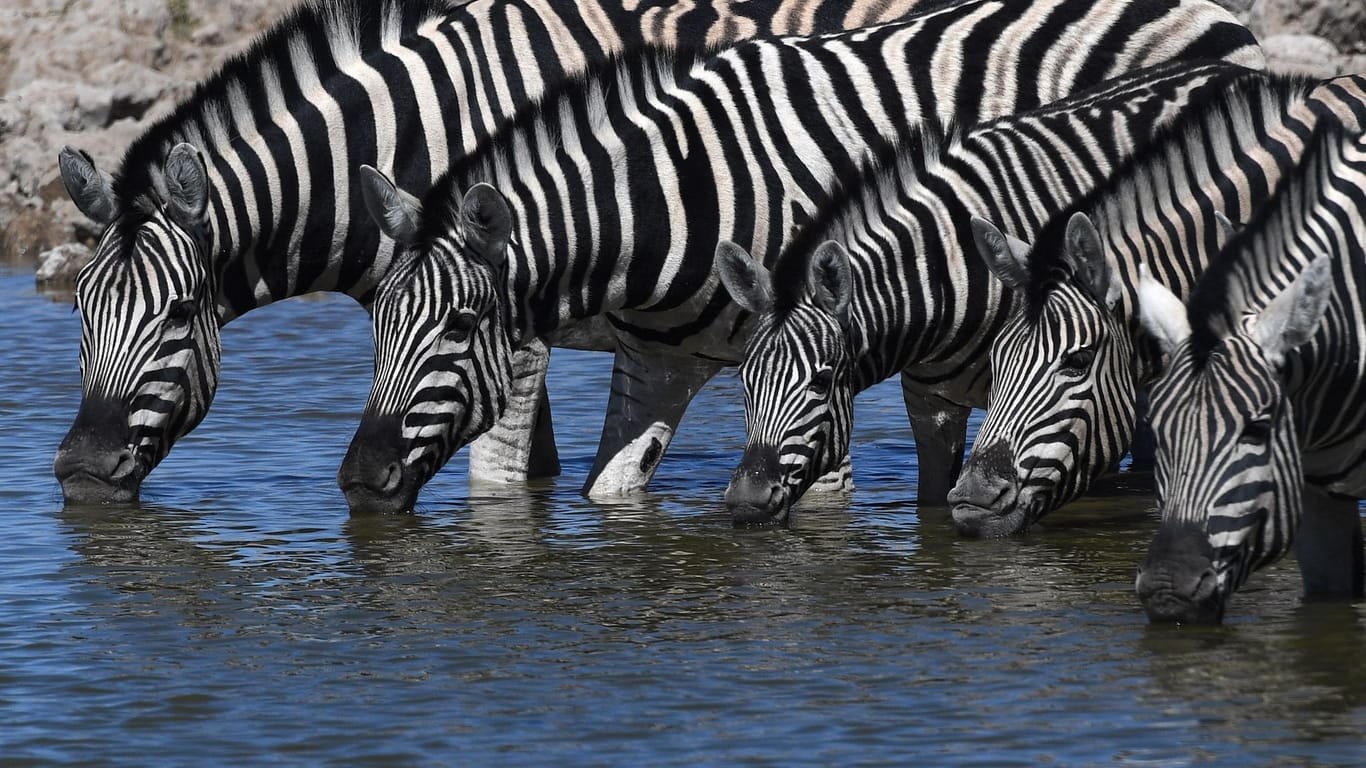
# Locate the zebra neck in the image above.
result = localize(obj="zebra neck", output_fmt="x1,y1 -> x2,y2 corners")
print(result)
1076,79 -> 1334,380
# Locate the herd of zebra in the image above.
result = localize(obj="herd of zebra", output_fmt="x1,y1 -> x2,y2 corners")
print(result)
48,0 -> 1366,624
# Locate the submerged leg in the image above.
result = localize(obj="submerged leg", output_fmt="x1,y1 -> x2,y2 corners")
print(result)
1128,389 -> 1157,472
583,342 -> 721,498
468,339 -> 562,484
903,376 -> 970,507
1295,484 -> 1365,599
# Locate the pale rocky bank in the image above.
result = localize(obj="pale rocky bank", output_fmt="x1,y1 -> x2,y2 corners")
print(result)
1,0 -> 1363,277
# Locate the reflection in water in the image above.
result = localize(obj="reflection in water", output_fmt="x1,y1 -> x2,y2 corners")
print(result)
2,271 -> 1364,764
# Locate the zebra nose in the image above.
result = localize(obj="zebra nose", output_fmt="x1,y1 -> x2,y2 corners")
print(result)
725,446 -> 789,526
1136,523 -> 1224,623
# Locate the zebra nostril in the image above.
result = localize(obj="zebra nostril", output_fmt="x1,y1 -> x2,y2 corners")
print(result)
1192,568 -> 1218,601
380,462 -> 403,494
767,484 -> 785,511
108,449 -> 137,482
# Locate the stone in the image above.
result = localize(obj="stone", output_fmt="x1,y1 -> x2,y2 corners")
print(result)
1251,0 -> 1366,55
1260,33 -> 1345,78
34,242 -> 93,285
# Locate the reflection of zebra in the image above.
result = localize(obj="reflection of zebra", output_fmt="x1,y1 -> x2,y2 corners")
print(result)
950,73 -> 1365,539
52,0 -> 964,505
713,61 -> 1256,525
1133,122 -> 1366,624
341,1 -> 1263,515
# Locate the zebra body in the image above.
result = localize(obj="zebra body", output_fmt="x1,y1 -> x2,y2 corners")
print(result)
1133,122 -> 1366,623
342,0 -> 1263,514
712,61 -> 1261,524
51,0 -> 965,504
948,73 -> 1365,538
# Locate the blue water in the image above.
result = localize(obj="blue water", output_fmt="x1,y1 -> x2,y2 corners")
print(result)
1,268 -> 1363,766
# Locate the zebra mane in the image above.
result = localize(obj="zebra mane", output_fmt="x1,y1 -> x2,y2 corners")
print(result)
1019,71 -> 1320,319
1183,118 -> 1348,366
767,120 -> 953,319
111,0 -> 454,232
412,44 -> 712,252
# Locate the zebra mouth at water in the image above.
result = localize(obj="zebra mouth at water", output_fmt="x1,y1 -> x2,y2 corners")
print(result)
56,469 -> 142,505
949,496 -> 1042,538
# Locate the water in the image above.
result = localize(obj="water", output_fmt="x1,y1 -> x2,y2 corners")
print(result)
1,268 -> 1363,765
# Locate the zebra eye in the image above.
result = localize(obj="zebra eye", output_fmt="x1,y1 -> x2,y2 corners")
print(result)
809,368 -> 834,397
166,298 -> 198,325
444,310 -> 479,343
1239,416 -> 1273,446
1060,347 -> 1095,374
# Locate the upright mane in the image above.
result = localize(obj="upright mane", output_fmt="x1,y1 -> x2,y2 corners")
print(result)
765,120 -> 951,319
1018,71 -> 1319,318
1184,118 -> 1348,365
412,44 -> 714,251
113,0 -> 455,213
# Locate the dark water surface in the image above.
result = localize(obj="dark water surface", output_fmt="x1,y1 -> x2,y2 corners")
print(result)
2,268 -> 1363,765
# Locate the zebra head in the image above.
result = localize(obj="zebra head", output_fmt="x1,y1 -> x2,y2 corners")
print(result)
53,143 -> 221,504
339,167 -> 516,514
715,239 -> 855,526
1134,258 -> 1333,624
949,212 -> 1131,537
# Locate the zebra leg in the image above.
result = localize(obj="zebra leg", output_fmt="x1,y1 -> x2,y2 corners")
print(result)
1128,389 -> 1157,472
583,343 -> 722,498
902,376 -> 970,507
1295,485 -> 1366,599
467,339 -> 562,484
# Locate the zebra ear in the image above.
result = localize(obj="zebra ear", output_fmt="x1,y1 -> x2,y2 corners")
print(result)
359,165 -> 422,245
1063,212 -> 1122,311
970,216 -> 1031,291
714,240 -> 773,315
1250,255 -> 1333,368
808,240 -> 852,322
459,183 -> 513,267
1136,264 -> 1191,357
58,146 -> 116,224
164,143 -> 210,230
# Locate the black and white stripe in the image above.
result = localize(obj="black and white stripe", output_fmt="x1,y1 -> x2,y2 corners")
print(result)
712,61 -> 1258,525
53,0 -> 975,504
340,1 -> 1263,515
1133,121 -> 1366,623
950,73 -> 1365,537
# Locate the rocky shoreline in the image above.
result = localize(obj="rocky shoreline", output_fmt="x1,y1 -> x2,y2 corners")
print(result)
2,0 -> 1362,279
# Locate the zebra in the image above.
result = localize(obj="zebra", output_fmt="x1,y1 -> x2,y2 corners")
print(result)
712,62 -> 1263,525
947,72 -> 1366,538
51,0 -> 975,504
341,1 -> 1264,516
1132,121 -> 1366,623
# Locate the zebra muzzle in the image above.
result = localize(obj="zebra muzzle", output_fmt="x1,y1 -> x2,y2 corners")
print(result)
1135,523 -> 1225,624
54,396 -> 143,504
948,440 -> 1026,537
725,446 -> 790,527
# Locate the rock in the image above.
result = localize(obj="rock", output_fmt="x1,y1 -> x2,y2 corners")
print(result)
1251,0 -> 1366,55
1260,33 -> 1345,78
34,242 -> 92,285
0,0 -> 284,265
